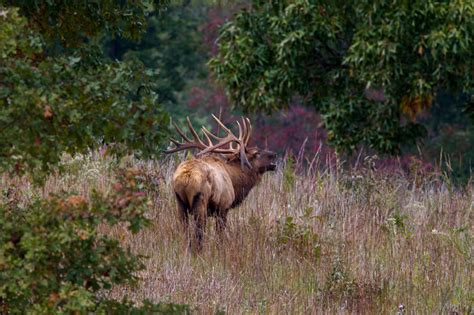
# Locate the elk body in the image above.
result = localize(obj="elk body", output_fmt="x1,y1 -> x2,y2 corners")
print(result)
164,115 -> 276,251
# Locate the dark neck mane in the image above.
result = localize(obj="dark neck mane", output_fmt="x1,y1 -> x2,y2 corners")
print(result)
224,161 -> 261,208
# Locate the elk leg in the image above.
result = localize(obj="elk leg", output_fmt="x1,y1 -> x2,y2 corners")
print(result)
192,194 -> 207,252
194,210 -> 207,252
178,208 -> 189,233
175,193 -> 191,248
175,194 -> 189,229
215,212 -> 228,244
178,207 -> 190,247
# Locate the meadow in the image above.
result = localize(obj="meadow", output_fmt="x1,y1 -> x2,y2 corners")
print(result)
2,152 -> 472,314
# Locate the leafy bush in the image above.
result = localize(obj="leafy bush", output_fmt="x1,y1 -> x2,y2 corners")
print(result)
324,257 -> 357,300
276,213 -> 321,261
0,8 -> 170,178
0,169 -> 187,313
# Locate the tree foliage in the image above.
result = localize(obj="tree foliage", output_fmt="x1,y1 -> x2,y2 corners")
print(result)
211,0 -> 473,154
0,6 -> 169,177
2,0 -> 169,47
105,4 -> 209,106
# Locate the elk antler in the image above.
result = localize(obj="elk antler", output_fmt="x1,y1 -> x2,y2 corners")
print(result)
164,115 -> 253,169
198,114 -> 252,168
163,117 -> 234,154
163,117 -> 206,153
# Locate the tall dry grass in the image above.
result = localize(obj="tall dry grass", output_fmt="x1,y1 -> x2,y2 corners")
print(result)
2,152 -> 472,314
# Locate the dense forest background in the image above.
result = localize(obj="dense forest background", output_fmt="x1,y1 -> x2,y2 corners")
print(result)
105,2 -> 473,181
1,1 -> 472,180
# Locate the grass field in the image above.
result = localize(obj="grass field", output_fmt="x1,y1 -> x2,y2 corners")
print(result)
3,152 -> 472,314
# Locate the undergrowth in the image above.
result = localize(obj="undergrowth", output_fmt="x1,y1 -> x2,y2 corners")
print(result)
1,152 -> 472,314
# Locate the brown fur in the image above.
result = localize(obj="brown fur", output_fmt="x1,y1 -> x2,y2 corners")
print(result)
172,148 -> 276,251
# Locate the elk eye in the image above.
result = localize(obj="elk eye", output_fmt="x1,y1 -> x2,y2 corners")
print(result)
255,152 -> 261,157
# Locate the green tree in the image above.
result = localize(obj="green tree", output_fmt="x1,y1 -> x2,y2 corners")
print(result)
210,0 -> 473,154
2,0 -> 168,47
105,4 -> 209,106
0,4 -> 170,177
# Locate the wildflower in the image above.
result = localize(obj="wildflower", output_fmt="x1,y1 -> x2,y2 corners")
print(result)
397,304 -> 405,314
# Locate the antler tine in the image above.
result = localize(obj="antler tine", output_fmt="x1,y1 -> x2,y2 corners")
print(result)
170,138 -> 180,145
211,114 -> 234,136
238,141 -> 251,169
163,138 -> 198,154
244,117 -> 252,145
173,122 -> 191,142
241,117 -> 248,144
202,126 -> 222,140
236,120 -> 243,140
164,117 -> 206,154
201,127 -> 214,146
186,117 -> 206,147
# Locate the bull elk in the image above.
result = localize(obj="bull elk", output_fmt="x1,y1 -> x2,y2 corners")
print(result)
164,115 -> 277,251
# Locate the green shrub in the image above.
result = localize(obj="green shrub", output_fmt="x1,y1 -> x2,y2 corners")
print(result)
0,169 -> 187,314
324,257 -> 357,300
382,213 -> 413,240
276,213 -> 321,261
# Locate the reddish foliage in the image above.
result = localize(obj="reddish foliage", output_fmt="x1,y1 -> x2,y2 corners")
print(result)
373,155 -> 435,178
187,83 -> 334,160
250,105 -> 334,162
200,7 -> 230,56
